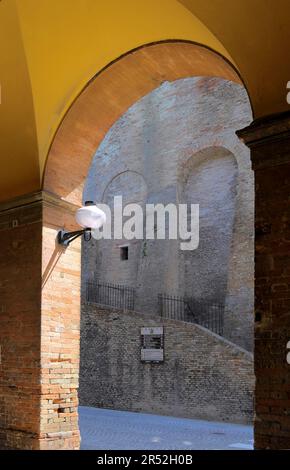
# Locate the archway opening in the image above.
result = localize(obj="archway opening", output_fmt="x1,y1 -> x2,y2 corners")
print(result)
42,41 -> 254,450
78,75 -> 254,449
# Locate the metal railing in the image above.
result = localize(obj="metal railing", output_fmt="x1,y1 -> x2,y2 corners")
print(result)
86,281 -> 224,335
158,293 -> 224,336
86,280 -> 135,311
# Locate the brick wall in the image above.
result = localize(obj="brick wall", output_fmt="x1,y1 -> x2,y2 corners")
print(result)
237,112 -> 290,449
0,199 -> 42,449
83,76 -> 254,351
40,197 -> 81,449
80,304 -> 254,424
0,192 -> 82,450
254,153 -> 290,448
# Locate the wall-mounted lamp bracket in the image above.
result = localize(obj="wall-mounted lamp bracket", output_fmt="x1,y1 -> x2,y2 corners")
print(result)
57,228 -> 91,247
57,200 -> 105,247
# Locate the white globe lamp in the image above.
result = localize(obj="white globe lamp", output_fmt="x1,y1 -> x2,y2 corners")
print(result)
58,201 -> 106,247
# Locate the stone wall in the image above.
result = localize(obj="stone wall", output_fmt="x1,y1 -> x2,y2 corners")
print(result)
82,76 -> 254,351
79,304 -> 254,424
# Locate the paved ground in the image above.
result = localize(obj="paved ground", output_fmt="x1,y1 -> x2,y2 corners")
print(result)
79,406 -> 253,450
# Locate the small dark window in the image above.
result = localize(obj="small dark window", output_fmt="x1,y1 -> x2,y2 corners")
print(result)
120,246 -> 128,261
255,311 -> 262,323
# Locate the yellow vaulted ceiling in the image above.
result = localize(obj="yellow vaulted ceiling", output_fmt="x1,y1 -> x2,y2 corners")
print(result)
0,0 -> 290,202
179,0 -> 290,118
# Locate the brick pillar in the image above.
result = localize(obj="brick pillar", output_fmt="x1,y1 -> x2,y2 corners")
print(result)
237,111 -> 290,449
0,192 -> 81,449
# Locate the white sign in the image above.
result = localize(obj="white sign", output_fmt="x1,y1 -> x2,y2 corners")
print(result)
141,349 -> 164,362
141,326 -> 164,362
141,327 -> 163,336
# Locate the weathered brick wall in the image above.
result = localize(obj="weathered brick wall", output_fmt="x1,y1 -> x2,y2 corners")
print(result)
40,197 -> 81,450
0,199 -> 42,449
254,162 -> 290,448
179,147 -> 238,304
247,120 -> 290,448
237,112 -> 290,449
79,304 -> 254,424
83,76 -> 254,351
0,193 -> 82,450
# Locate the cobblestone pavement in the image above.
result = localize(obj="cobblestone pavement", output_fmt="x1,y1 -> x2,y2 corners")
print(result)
79,406 -> 253,450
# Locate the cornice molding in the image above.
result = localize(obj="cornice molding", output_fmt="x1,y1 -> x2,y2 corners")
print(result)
0,190 -> 80,214
236,111 -> 290,170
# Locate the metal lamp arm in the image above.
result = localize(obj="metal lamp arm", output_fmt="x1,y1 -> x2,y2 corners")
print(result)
57,228 -> 91,247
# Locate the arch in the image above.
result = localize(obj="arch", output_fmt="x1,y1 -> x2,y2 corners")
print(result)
178,144 -> 254,350
101,171 -> 148,205
43,40 -> 246,205
179,146 -> 239,303
178,145 -> 238,186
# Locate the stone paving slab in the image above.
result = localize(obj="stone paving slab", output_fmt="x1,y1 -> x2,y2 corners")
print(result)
79,406 -> 253,450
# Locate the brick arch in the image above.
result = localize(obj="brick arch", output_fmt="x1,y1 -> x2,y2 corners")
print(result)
101,171 -> 148,205
38,42 -> 251,451
178,146 -> 238,181
43,40 -> 244,206
178,145 -> 254,350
